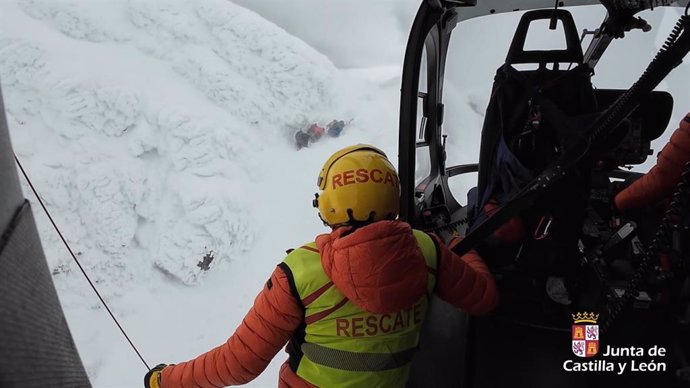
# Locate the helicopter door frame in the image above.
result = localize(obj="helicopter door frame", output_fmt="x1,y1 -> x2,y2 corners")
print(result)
399,1 -> 465,227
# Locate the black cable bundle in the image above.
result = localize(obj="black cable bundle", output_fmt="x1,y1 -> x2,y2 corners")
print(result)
602,162 -> 690,332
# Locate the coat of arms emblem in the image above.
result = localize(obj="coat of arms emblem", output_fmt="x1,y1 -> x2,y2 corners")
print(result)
572,312 -> 599,358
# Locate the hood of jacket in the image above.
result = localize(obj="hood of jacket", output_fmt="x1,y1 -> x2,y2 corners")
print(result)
315,220 -> 428,314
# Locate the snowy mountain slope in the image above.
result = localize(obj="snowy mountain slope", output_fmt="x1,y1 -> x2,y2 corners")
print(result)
0,0 -> 406,386
234,0 -> 421,68
1,0 -> 342,288
3,0 -> 690,386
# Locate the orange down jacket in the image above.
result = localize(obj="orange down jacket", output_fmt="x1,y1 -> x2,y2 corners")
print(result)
160,220 -> 498,387
615,113 -> 690,211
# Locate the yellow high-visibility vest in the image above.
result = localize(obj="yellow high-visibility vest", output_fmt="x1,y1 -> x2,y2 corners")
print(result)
279,230 -> 438,388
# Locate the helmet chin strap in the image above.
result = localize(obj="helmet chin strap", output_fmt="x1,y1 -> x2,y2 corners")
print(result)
329,209 -> 377,230
317,202 -> 398,230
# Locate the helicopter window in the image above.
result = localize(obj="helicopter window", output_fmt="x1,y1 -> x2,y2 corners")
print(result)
512,63 -> 573,71
441,13 -> 517,205
417,46 -> 429,143
415,95 -> 431,185
415,46 -> 431,185
415,146 -> 431,186
522,19 -> 568,51
419,46 -> 428,94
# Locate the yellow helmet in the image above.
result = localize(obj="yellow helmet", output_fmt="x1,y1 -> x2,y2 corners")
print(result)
313,144 -> 400,227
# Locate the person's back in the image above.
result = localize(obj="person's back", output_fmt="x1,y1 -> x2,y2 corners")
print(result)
295,130 -> 311,150
145,144 -> 498,388
276,223 -> 432,387
307,124 -> 325,141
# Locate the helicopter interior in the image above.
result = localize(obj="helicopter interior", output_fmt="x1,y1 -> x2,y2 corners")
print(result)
402,1 -> 690,387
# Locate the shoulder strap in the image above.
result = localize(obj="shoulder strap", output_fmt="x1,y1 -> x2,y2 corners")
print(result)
412,230 -> 438,295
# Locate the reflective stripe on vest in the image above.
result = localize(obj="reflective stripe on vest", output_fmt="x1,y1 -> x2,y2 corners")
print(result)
281,229 -> 437,388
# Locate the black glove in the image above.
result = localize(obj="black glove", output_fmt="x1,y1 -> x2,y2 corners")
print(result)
144,364 -> 167,388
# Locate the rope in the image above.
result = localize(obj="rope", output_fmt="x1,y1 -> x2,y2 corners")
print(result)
13,154 -> 151,370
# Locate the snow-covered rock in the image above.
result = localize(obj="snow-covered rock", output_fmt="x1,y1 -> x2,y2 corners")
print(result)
0,0 -> 342,287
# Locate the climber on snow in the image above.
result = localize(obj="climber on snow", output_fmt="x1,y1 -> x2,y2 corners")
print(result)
306,123 -> 325,141
326,119 -> 346,138
294,121 -> 348,150
293,123 -> 324,150
294,130 -> 311,150
145,144 -> 498,388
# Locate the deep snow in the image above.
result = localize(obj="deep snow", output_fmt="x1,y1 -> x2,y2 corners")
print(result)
1,0 -> 408,385
1,0 -> 689,387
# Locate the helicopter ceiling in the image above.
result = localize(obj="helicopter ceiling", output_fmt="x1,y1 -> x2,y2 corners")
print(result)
441,0 -> 689,22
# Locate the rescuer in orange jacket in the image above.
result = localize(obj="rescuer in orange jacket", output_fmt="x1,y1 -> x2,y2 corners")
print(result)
144,144 -> 499,388
615,113 -> 690,211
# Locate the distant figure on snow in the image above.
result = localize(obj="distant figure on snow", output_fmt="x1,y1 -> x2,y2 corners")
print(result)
293,123 -> 324,150
144,144 -> 498,388
306,123 -> 325,141
294,130 -> 311,150
326,119 -> 346,137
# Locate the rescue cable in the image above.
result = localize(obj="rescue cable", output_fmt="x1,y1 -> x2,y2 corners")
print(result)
13,154 -> 151,370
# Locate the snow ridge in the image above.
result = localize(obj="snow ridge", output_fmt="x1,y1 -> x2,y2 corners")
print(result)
0,0 -> 339,288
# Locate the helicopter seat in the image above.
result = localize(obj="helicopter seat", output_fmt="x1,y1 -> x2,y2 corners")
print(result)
470,9 -> 598,276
